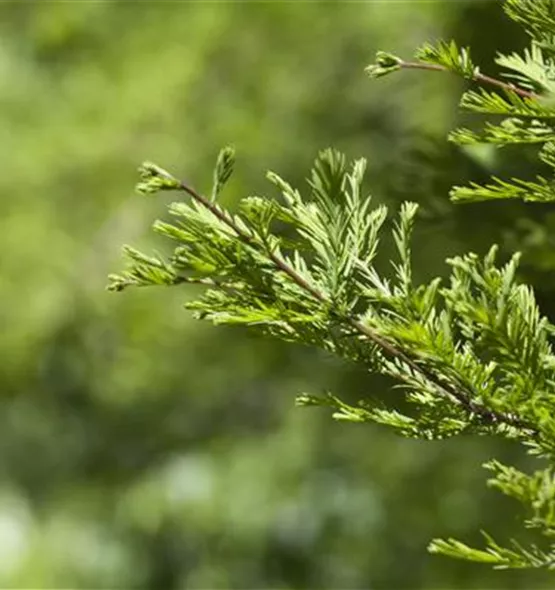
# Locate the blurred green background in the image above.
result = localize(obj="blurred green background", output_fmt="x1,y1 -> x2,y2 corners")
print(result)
2,1 -> 555,588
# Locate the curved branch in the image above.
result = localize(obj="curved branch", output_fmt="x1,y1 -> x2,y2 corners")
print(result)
176,178 -> 539,438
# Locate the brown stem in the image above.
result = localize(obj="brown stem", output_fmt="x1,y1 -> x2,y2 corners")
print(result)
178,180 -> 537,435
399,60 -> 540,100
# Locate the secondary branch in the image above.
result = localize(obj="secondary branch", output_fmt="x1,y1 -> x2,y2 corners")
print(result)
398,60 -> 539,100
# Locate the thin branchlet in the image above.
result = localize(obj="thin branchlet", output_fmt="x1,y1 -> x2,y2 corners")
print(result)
397,59 -> 540,100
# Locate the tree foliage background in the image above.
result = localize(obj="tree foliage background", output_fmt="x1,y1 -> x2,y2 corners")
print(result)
1,1 -> 554,588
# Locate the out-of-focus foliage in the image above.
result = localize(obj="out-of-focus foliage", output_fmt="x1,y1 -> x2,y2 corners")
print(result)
1,1 -> 555,589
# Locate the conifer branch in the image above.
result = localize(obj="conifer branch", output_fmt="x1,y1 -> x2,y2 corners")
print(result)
175,175 -> 538,437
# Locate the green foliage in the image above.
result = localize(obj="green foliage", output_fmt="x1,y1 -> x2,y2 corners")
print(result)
504,0 -> 555,49
416,40 -> 477,79
496,44 -> 555,94
429,450 -> 555,568
365,51 -> 402,79
366,0 -> 555,204
135,161 -> 181,195
429,533 -> 554,569
450,174 -> 555,203
109,0 -> 555,577
449,118 -> 555,146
